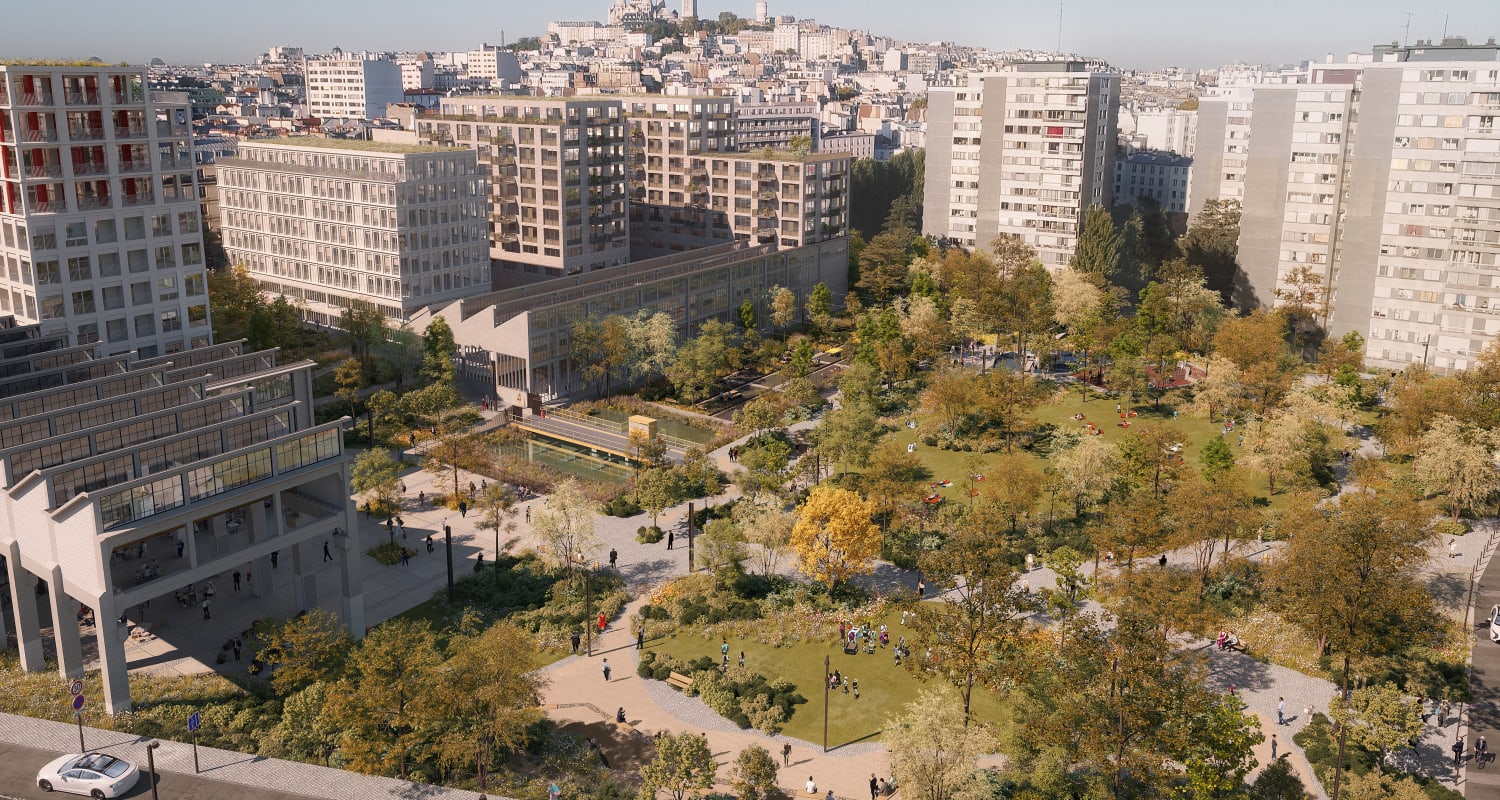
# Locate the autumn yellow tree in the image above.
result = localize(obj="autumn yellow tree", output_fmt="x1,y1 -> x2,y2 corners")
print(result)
1413,414 -> 1500,520
791,486 -> 881,589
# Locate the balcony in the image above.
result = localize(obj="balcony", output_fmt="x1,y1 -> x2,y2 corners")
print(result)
70,161 -> 107,176
121,192 -> 155,206
18,93 -> 56,107
68,127 -> 105,141
118,159 -> 153,174
24,129 -> 59,143
76,196 -> 112,211
115,125 -> 149,139
25,164 -> 62,178
65,91 -> 101,106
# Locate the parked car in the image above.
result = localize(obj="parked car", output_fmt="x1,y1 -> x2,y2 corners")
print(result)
1490,604 -> 1500,643
36,752 -> 140,798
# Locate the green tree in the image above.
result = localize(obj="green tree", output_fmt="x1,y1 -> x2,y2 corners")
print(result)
1181,199 -> 1244,306
640,732 -> 717,800
700,517 -> 748,572
475,482 -> 519,581
421,315 -> 459,385
633,465 -> 683,530
769,285 -> 797,336
1070,205 -> 1121,280
325,618 -> 442,779
666,319 -> 740,403
423,419 -> 490,502
857,226 -> 916,302
1249,758 -> 1310,800
375,326 -> 424,390
738,298 -> 758,330
273,682 -> 343,765
261,609 -> 353,693
428,623 -> 545,789
351,448 -> 404,525
1329,683 -> 1423,764
813,403 -> 880,476
532,478 -> 603,571
333,357 -> 364,422
1413,414 -> 1500,521
733,435 -> 792,500
1200,433 -> 1236,482
207,264 -> 265,345
730,745 -> 781,800
340,304 -> 387,372
625,311 -> 680,382
806,282 -> 833,331
910,528 -> 1034,720
887,686 -> 998,800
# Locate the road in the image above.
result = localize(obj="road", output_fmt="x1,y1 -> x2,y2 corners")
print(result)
0,742 -> 316,800
1468,556 -> 1500,798
707,358 -> 845,420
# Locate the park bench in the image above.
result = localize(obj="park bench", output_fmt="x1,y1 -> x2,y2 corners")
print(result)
667,671 -> 695,691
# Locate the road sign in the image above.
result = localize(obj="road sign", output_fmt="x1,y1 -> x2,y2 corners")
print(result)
187,711 -> 201,732
68,679 -> 83,697
72,695 -> 85,711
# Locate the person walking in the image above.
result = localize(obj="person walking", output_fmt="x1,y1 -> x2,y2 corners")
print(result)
870,774 -> 879,800
667,528 -> 674,550
176,539 -> 185,558
570,631 -> 581,654
1479,735 -> 1490,766
598,612 -> 607,633
426,535 -> 434,553
1440,700 -> 1451,727
232,570 -> 241,591
1455,737 -> 1466,767
271,550 -> 278,569
459,500 -> 468,518
602,658 -> 612,682
201,599 -> 211,620
1270,734 -> 1277,760
323,542 -> 333,562
782,742 -> 792,767
232,638 -> 242,661
637,627 -> 645,651
917,579 -> 925,599
1277,697 -> 1286,726
401,548 -> 410,566
609,548 -> 618,569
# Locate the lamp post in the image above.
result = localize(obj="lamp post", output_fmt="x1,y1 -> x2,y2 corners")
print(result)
823,654 -> 830,753
571,551 -> 594,656
444,520 -> 454,604
145,740 -> 160,800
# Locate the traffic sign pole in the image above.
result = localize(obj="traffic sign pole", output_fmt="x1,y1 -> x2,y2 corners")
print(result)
187,710 -> 202,773
71,694 -> 85,751
192,730 -> 199,773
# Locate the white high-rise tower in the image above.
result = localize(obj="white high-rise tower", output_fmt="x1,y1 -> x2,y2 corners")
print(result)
682,0 -> 696,18
755,0 -> 768,23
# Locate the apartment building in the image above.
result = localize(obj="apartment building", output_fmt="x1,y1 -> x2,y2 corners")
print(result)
735,99 -> 818,151
0,65 -> 209,358
1114,149 -> 1193,213
464,45 -> 522,86
0,325 -> 359,713
217,138 -> 489,327
418,97 -> 630,277
620,96 -> 848,252
1187,87 -> 1255,217
306,58 -> 405,120
923,63 -> 1120,267
1213,38 -> 1500,372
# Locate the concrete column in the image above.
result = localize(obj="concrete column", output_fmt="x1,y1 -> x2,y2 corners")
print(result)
336,530 -> 365,640
271,493 -> 286,538
245,498 -> 264,544
45,567 -> 82,679
184,522 -> 200,568
290,542 -> 315,613
250,555 -> 273,598
93,593 -> 130,715
6,551 -> 43,672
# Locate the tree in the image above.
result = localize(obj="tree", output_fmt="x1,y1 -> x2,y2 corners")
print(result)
887,687 -> 998,800
814,403 -> 880,476
863,441 -> 930,535
532,479 -> 603,571
324,618 -> 442,779
1200,435 -> 1236,482
790,486 -> 881,589
333,357 -> 364,422
424,421 -> 490,502
1240,411 -> 1314,495
770,285 -> 797,336
1329,683 -> 1423,764
1051,268 -> 1105,331
984,454 -> 1043,534
738,298 -> 758,331
1413,414 -> 1500,520
734,396 -> 786,438
421,315 -> 459,385
700,517 -> 748,572
1340,769 -> 1429,800
1249,758 -> 1310,800
667,319 -> 739,403
375,326 -> 424,390
351,448 -> 404,525
341,305 -> 387,372
1116,422 -> 1184,497
1166,476 -> 1260,594
261,609 -> 353,693
428,623 -> 546,789
634,466 -> 683,530
475,482 -> 519,581
274,682 -> 343,766
806,282 -> 833,330
739,501 -> 794,576
1070,205 -> 1121,280
625,311 -> 679,382
1054,436 -> 1118,518
639,732 -> 717,800
1181,199 -> 1243,306
572,315 -> 634,397
733,436 -> 793,501
910,529 -> 1034,720
730,745 -> 781,800
1043,545 -> 1089,604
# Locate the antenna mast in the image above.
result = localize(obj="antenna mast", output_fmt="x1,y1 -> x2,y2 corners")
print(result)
1402,12 -> 1414,46
1057,2 -> 1064,54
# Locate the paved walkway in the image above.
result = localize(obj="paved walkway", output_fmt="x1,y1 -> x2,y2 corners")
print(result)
0,710 -> 487,800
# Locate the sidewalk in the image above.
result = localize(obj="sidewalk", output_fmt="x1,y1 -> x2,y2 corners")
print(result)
0,710 -> 487,800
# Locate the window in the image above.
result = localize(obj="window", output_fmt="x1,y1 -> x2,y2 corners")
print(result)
98,252 -> 120,277
64,222 -> 86,248
176,212 -> 198,234
94,219 -> 117,244
160,309 -> 180,332
151,214 -> 171,237
39,295 -> 65,320
127,249 -> 148,273
157,276 -> 177,301
70,290 -> 95,315
134,313 -> 155,336
130,282 -> 151,305
35,260 -> 61,285
154,246 -> 175,269
101,285 -> 124,310
123,217 -> 145,240
67,256 -> 90,281
181,242 -> 201,265
188,303 -> 207,328
105,318 -> 127,343
76,322 -> 98,345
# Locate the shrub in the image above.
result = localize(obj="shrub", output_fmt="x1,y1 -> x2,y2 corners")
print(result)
604,495 -> 643,517
637,525 -> 664,543
366,542 -> 412,565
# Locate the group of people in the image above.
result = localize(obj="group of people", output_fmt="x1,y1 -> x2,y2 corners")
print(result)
1214,630 -> 1241,651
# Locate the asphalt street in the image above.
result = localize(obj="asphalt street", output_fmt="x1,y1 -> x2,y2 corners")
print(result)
1469,559 -> 1500,799
0,742 -> 316,800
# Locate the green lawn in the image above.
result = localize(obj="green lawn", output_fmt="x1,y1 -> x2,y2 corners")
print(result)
647,607 -> 1011,747
883,384 -> 1354,513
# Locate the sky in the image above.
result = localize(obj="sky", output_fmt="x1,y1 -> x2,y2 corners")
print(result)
1,0 -> 1497,69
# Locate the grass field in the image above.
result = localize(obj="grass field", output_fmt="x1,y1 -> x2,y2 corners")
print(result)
647,606 -> 1012,747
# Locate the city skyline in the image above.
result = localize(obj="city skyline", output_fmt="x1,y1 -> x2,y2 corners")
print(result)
2,0 -> 1496,69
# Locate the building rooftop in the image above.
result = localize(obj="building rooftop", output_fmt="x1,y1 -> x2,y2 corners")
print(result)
244,136 -> 462,155
0,60 -> 136,69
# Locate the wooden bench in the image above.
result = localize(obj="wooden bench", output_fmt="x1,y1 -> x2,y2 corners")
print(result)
667,671 -> 695,691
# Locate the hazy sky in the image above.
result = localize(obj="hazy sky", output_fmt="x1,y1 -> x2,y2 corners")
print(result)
1,0 -> 1497,69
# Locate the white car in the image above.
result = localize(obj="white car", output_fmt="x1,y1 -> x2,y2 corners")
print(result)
36,752 -> 140,799
1490,604 -> 1500,643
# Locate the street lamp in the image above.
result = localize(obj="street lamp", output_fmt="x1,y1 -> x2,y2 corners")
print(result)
145,740 -> 160,800
570,551 -> 595,656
